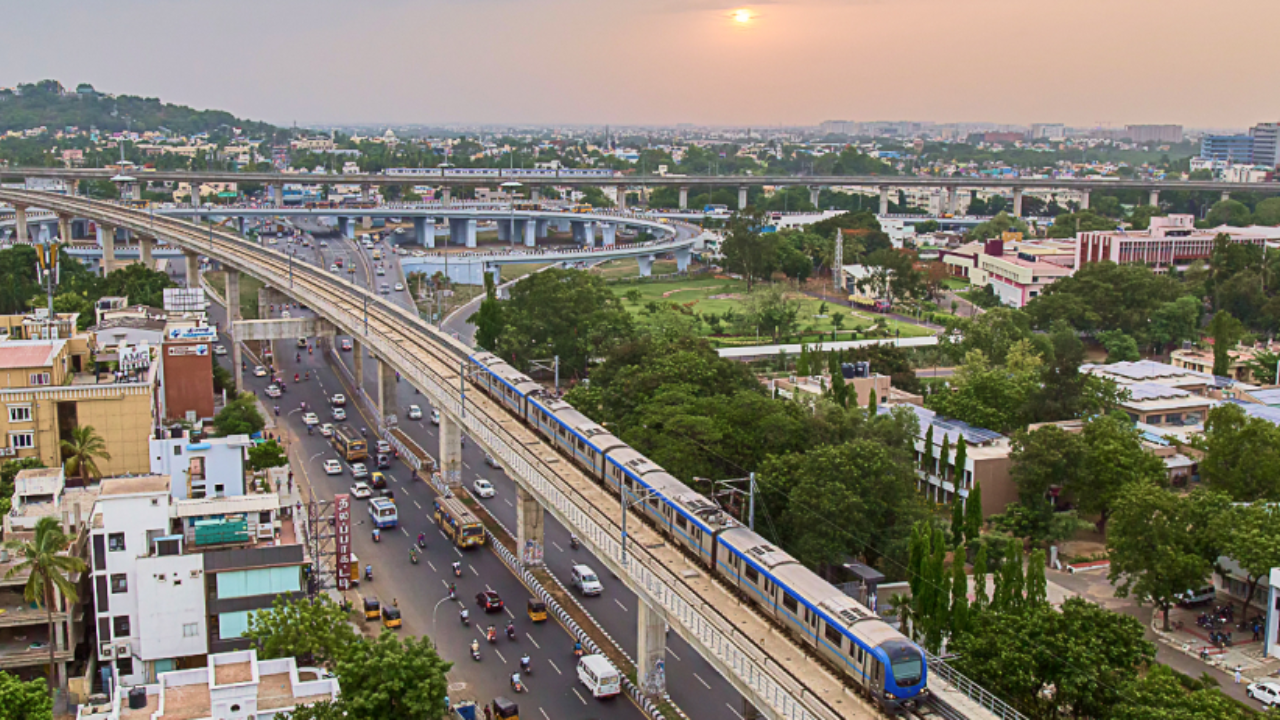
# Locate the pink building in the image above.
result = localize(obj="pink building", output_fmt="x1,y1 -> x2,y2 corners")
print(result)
1075,215 -> 1271,269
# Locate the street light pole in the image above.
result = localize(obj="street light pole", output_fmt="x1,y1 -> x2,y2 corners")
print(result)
620,486 -> 661,567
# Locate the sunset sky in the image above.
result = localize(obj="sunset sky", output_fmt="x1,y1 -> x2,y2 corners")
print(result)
3,0 -> 1275,129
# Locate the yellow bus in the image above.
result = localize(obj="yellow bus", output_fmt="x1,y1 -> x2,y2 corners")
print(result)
333,426 -> 368,462
433,497 -> 485,548
372,249 -> 382,261
569,204 -> 592,213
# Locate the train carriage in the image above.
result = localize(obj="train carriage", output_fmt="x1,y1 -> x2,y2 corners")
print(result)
526,397 -> 625,477
468,353 -> 541,416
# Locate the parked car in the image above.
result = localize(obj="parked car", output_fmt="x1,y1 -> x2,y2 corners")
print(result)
1249,682 -> 1280,707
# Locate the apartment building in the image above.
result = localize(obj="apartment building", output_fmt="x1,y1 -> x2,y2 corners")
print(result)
1074,215 -> 1271,269
150,431 -> 251,500
0,339 -> 158,478
88,472 -> 303,687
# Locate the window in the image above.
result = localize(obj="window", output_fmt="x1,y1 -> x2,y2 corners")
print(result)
115,657 -> 133,677
183,622 -> 199,637
744,565 -> 759,584
7,405 -> 31,423
1146,414 -> 1163,425
824,623 -> 843,645
113,616 -> 130,637
9,432 -> 33,449
173,445 -> 182,456
28,372 -> 50,386
99,617 -> 111,641
108,533 -> 125,552
782,593 -> 799,615
110,574 -> 128,594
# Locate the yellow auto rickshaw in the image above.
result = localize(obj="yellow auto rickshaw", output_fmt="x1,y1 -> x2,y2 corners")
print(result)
363,597 -> 380,621
526,599 -> 547,623
381,604 -> 402,629
492,696 -> 518,720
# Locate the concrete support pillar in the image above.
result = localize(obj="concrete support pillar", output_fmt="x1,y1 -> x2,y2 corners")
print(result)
232,340 -> 244,397
535,219 -> 549,239
637,600 -> 667,697
616,186 -> 627,210
582,221 -> 595,247
1079,190 -> 1090,211
531,188 -> 541,203
638,254 -> 655,277
497,219 -> 511,243
516,485 -> 545,566
139,236 -> 154,270
353,338 -> 365,395
465,218 -> 477,248
1221,190 -> 1231,203
361,183 -> 372,203
272,184 -> 284,208
1149,189 -> 1160,207
947,186 -> 959,215
439,412 -> 463,488
523,218 -> 536,247
100,224 -> 117,275
362,216 -> 372,230
737,186 -> 748,210
1012,187 -> 1024,218
14,206 -> 27,243
809,186 -> 821,209
675,248 -> 691,273
488,265 -> 501,286
66,179 -> 78,197
235,217 -> 245,235
377,357 -> 397,426
57,215 -> 72,244
602,223 -> 617,247
414,217 -> 434,248
442,187 -> 452,206
344,218 -> 356,240
557,217 -> 571,233
679,186 -> 689,210
226,268 -> 243,392
185,251 -> 200,289
878,186 -> 890,215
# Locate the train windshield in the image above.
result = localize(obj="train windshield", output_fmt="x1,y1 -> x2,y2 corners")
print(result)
882,641 -> 923,687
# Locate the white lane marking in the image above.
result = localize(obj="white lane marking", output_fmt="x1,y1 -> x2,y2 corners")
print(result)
726,703 -> 745,720
454,546 -> 463,557
526,634 -> 540,649
504,498 -> 513,507
572,688 -> 587,705
539,709 -> 550,720
505,606 -> 515,619
494,649 -> 507,664
693,673 -> 711,689
400,527 -> 409,536
470,564 -> 479,576
547,658 -> 562,675
414,500 -> 422,509
551,542 -> 564,552
463,462 -> 471,470
486,584 -> 494,593
614,598 -> 628,612
427,561 -> 437,572
666,646 -> 682,661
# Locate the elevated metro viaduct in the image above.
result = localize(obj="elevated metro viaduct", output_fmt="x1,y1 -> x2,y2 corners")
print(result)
0,189 -> 1017,720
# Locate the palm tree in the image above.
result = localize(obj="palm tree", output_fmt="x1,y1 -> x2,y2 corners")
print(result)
60,426 -> 111,483
4,516 -> 87,691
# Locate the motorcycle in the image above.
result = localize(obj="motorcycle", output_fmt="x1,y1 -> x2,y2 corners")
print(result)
274,405 -> 280,417
417,534 -> 427,549
487,626 -> 497,644
470,641 -> 481,662
572,643 -> 584,659
520,657 -> 532,675
364,566 -> 373,582
510,676 -> 525,694
410,550 -> 419,565
448,584 -> 457,601
506,624 -> 517,641
460,610 -> 470,626
372,529 -> 381,543
453,564 -> 463,578
570,535 -> 580,550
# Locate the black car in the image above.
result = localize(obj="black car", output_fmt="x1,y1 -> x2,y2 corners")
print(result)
476,590 -> 504,612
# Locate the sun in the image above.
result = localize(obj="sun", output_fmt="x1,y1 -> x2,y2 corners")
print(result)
732,9 -> 753,23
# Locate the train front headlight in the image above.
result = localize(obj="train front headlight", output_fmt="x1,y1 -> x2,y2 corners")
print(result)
884,691 -> 897,700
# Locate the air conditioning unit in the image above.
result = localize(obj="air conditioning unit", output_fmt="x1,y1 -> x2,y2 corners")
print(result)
116,642 -> 131,658
99,642 -> 114,660
189,569 -> 201,579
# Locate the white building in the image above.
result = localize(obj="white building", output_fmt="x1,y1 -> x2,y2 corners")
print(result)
150,430 -> 252,500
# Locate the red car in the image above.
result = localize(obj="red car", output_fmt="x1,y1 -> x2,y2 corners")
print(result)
476,591 -> 504,613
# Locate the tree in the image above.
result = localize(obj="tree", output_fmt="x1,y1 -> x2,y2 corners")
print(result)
1025,549 -> 1047,607
213,392 -> 266,436
247,440 -> 288,472
938,436 -> 951,484
335,632 -> 452,720
1107,481 -> 1211,630
60,425 -> 111,482
1113,664 -> 1253,720
0,670 -> 52,720
1025,262 -> 1184,345
282,699 -> 355,720
928,345 -> 1041,434
1204,199 -> 1252,227
994,537 -> 1024,613
1254,197 -> 1280,226
721,209 -> 776,290
964,479 -> 983,544
1098,330 -> 1141,363
950,492 -> 965,547
468,276 -> 505,352
950,557 -> 970,638
922,426 -> 935,474
1149,296 -> 1203,354
1213,503 -> 1280,621
952,598 -> 1154,720
970,543 -> 989,609
2,516 -> 87,691
1208,311 -> 1244,377
859,248 -> 924,306
1076,413 -> 1168,531
1201,403 -> 1280,501
243,596 -> 359,668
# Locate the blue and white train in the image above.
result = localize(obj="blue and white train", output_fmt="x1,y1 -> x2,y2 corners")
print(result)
466,351 -> 927,710
384,166 -> 620,178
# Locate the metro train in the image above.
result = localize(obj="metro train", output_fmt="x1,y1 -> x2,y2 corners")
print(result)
384,166 -> 619,178
466,351 -> 927,710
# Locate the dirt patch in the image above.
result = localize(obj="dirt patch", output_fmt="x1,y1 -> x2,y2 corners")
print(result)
661,285 -> 720,298
707,293 -> 745,301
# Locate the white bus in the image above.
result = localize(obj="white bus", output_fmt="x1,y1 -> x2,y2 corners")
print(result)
577,654 -> 621,698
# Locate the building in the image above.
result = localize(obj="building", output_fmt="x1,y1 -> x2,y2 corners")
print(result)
0,340 -> 158,477
1030,123 -> 1066,140
160,325 -> 217,422
77,649 -> 339,720
1108,382 -> 1211,430
768,363 -> 893,408
1124,124 -> 1183,144
0,467 -> 92,687
1082,360 -> 1214,395
977,244 -> 1074,308
1200,135 -> 1254,163
149,430 -> 252,500
1171,340 -> 1280,383
88,473 -> 303,687
879,404 -> 1014,516
1074,215 -> 1270,269
0,309 -> 83,342
1249,122 -> 1279,168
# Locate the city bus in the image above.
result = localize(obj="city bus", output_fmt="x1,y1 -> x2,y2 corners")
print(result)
568,204 -> 592,213
433,497 -> 486,548
333,426 -> 368,462
368,498 -> 398,529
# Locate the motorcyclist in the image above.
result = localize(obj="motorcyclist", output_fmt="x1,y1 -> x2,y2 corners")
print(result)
274,405 -> 280,416
470,639 -> 480,656
570,534 -> 580,549
418,532 -> 426,546
487,625 -> 497,643
448,583 -> 457,599
452,561 -> 462,576
296,352 -> 301,362
294,373 -> 299,383
361,427 -> 368,438
573,640 -> 583,657
460,608 -> 469,624
364,564 -> 373,580
510,672 -> 523,691
409,547 -> 418,563
520,654 -> 531,672
506,621 -> 516,638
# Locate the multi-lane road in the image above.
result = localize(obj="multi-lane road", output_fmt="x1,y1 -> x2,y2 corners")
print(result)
198,219 -> 746,720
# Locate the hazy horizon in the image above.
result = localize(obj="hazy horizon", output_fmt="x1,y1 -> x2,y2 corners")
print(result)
4,0 -> 1276,130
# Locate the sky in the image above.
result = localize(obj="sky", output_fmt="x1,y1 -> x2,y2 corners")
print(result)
2,0 -> 1276,129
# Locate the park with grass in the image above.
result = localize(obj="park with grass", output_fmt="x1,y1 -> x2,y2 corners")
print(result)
614,275 -> 935,347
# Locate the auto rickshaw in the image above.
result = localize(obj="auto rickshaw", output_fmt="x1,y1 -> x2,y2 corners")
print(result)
381,605 -> 402,629
526,599 -> 547,623
363,597 -> 380,621
492,696 -> 518,720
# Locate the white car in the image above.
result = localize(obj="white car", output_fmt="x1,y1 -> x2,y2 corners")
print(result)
472,479 -> 496,498
213,345 -> 227,356
319,423 -> 335,437
407,405 -> 423,420
329,264 -> 339,272
572,564 -> 604,596
394,282 -> 404,292
1249,682 -> 1280,707
431,409 -> 440,426
376,267 -> 386,276
350,463 -> 368,479
332,407 -> 347,421
484,452 -> 501,470
331,394 -> 347,407
253,366 -> 268,377
302,412 -> 319,426
323,460 -> 342,475
265,385 -> 282,398
376,440 -> 392,455
350,481 -> 372,499
281,311 -> 291,319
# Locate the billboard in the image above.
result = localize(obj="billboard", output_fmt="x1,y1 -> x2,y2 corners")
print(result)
166,326 -> 218,342
164,287 -> 207,313
335,494 -> 352,591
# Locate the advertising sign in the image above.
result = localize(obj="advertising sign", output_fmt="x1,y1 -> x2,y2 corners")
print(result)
166,344 -> 209,357
335,494 -> 352,591
166,326 -> 218,342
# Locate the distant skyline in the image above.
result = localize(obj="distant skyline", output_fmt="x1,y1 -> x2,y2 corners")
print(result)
3,0 -> 1276,129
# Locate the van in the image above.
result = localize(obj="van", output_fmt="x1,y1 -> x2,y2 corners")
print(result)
1176,586 -> 1216,607
571,564 -> 603,596
577,654 -> 621,698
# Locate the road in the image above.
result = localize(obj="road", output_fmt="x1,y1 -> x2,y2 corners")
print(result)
201,220 -> 747,720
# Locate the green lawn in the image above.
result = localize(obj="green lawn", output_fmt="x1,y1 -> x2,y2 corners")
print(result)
206,270 -> 265,320
592,257 -> 682,278
942,277 -> 971,290
616,277 -> 935,346
499,263 -> 550,282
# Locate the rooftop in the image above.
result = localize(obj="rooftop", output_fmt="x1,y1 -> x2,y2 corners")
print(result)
0,339 -> 64,369
881,403 -> 1007,447
100,475 -> 171,497
1125,382 -> 1195,402
1082,360 -> 1212,383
